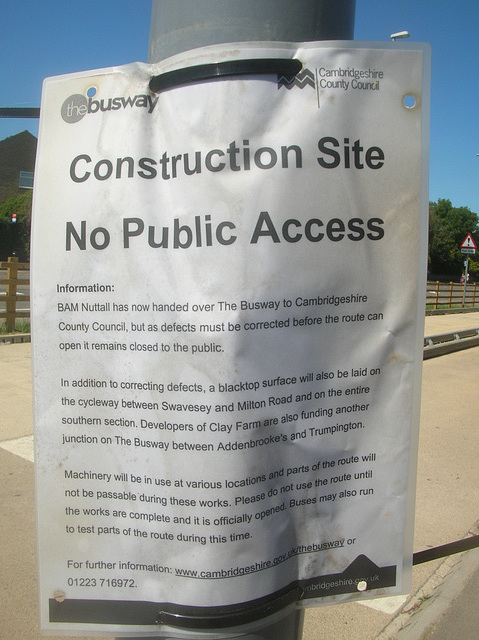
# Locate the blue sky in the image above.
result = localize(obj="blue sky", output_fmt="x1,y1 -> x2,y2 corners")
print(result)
1,1 -> 478,214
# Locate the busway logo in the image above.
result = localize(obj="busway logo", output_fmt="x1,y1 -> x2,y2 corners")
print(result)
61,88 -> 158,124
61,94 -> 89,123
277,68 -> 315,90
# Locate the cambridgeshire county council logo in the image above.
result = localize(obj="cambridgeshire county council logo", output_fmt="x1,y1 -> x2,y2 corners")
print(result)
277,66 -> 383,93
277,69 -> 315,90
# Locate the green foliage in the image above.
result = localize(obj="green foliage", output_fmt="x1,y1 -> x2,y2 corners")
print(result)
468,259 -> 479,278
0,321 -> 30,335
0,191 -> 32,261
428,199 -> 479,278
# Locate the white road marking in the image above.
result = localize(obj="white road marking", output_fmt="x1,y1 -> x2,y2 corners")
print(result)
358,594 -> 407,614
0,435 -> 34,462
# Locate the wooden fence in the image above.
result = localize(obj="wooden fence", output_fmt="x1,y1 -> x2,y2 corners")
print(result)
426,280 -> 478,309
0,257 -> 30,332
1,260 -> 479,333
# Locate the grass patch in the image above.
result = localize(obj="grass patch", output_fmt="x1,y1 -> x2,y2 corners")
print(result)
0,321 -> 30,335
426,304 -> 479,311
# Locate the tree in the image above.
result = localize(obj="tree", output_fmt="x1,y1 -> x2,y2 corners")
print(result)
428,199 -> 479,278
0,191 -> 32,261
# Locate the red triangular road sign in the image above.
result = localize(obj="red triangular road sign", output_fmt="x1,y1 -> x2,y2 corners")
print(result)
461,233 -> 477,249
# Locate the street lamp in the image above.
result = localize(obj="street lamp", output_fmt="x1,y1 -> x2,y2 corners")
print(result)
391,31 -> 410,40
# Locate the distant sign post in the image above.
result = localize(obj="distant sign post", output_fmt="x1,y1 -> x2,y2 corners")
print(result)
460,233 -> 477,255
460,234 -> 477,306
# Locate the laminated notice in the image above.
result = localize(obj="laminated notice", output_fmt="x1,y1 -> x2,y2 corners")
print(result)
32,41 -> 430,635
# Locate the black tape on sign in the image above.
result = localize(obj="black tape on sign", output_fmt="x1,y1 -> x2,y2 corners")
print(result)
149,58 -> 303,93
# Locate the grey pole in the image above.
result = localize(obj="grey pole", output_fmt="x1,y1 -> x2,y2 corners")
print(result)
462,256 -> 469,307
142,2 -> 356,639
148,0 -> 355,63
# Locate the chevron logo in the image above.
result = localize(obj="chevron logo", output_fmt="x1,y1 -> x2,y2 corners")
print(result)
277,69 -> 315,90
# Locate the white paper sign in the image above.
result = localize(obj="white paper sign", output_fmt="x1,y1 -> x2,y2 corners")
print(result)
32,41 -> 430,636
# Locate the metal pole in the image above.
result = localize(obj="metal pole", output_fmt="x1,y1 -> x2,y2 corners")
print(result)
148,0 -> 355,63
462,256 -> 469,307
140,2 -> 356,639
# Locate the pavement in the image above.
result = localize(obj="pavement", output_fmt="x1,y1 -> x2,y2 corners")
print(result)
1,312 -> 479,640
